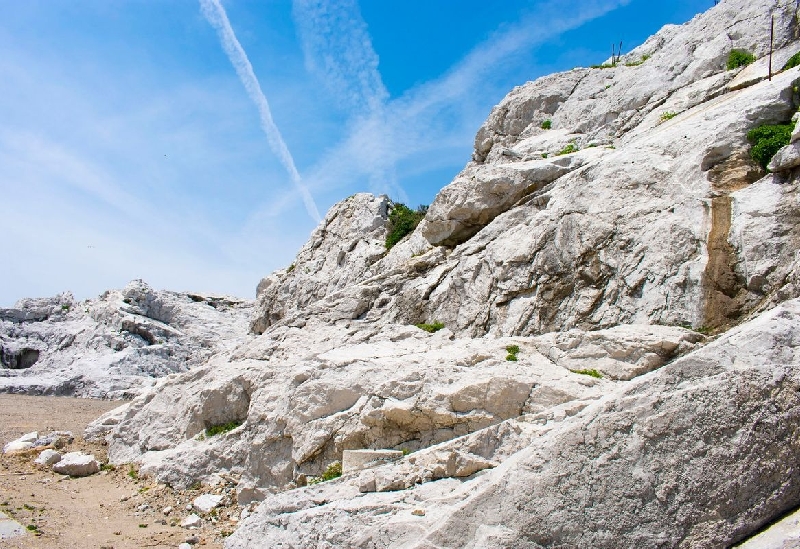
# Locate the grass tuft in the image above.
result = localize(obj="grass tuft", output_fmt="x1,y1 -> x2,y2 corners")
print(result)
415,321 -> 444,333
572,368 -> 603,379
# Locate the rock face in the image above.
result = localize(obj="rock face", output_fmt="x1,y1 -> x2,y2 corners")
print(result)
0,280 -> 252,398
58,0 -> 800,547
225,299 -> 800,549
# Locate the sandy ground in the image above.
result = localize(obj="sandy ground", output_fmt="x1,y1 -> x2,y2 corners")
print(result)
0,395 -> 234,549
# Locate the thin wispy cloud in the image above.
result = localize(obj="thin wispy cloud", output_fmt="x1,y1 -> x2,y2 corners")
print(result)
200,0 -> 321,223
292,0 -> 388,115
300,0 -> 631,200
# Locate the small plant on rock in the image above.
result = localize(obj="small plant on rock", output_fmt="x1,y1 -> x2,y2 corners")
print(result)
415,321 -> 445,333
205,420 -> 243,437
505,344 -> 520,362
572,368 -> 603,379
308,461 -> 342,484
385,203 -> 428,250
727,49 -> 756,70
660,111 -> 677,122
783,51 -> 800,71
747,123 -> 793,170
541,120 -> 552,130
556,143 -> 578,156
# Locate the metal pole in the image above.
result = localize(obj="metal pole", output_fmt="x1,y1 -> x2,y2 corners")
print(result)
769,15 -> 774,81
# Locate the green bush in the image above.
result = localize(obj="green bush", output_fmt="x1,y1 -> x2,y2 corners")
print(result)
308,461 -> 342,485
572,368 -> 603,379
541,120 -> 552,130
784,51 -> 800,71
205,420 -> 242,437
416,321 -> 444,333
556,143 -> 577,156
727,49 -> 756,70
505,344 -> 520,362
747,123 -> 793,170
385,203 -> 427,250
660,111 -> 677,121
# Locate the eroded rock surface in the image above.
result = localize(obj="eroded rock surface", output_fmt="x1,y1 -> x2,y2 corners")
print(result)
0,280 -> 252,398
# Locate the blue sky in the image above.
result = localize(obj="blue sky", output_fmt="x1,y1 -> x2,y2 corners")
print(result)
0,0 -> 712,305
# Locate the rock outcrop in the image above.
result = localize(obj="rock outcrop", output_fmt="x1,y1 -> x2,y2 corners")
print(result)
14,0 -> 799,546
0,280 -> 252,398
225,298 -> 800,549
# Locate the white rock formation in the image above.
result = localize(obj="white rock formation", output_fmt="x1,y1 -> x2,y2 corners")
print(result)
225,298 -> 800,548
1,280 -> 252,397
52,452 -> 100,477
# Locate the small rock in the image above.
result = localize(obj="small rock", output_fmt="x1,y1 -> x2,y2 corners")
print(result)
192,494 -> 223,514
34,449 -> 62,466
51,452 -> 100,477
185,503 -> 193,511
181,514 -> 201,528
163,506 -> 173,515
178,544 -> 192,549
185,534 -> 200,544
411,509 -> 426,516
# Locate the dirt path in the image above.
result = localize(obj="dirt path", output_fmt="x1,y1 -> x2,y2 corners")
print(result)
0,395 -> 231,549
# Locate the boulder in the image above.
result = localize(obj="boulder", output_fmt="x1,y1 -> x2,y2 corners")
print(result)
51,452 -> 100,477
768,142 -> 800,172
3,431 -> 37,453
181,514 -> 201,528
34,449 -> 62,466
192,494 -> 223,514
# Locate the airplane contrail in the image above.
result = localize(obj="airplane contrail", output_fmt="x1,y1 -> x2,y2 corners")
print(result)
199,0 -> 322,223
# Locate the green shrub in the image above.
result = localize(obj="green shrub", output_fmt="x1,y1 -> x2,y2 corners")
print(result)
205,420 -> 242,437
505,344 -> 520,362
556,143 -> 578,156
541,153 -> 548,159
747,123 -> 793,170
308,461 -> 342,484
727,49 -> 756,70
783,51 -> 800,71
541,120 -> 552,130
385,203 -> 427,250
625,54 -> 650,67
572,368 -> 603,379
660,111 -> 677,121
415,321 -> 444,333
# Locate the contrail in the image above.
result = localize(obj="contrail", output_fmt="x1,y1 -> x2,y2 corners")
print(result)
199,0 -> 321,223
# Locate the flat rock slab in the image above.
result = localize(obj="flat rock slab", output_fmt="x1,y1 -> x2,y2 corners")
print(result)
343,449 -> 404,473
0,511 -> 25,540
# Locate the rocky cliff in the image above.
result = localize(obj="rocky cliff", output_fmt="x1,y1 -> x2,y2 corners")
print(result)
5,0 -> 800,546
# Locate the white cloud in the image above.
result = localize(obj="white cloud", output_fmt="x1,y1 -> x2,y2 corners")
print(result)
299,0 -> 632,201
200,0 -> 321,223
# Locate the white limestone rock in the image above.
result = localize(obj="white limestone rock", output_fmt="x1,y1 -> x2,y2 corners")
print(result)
3,431 -> 37,453
0,280 -> 252,398
192,494 -> 223,514
51,452 -> 100,477
768,142 -> 800,172
224,299 -> 800,549
34,449 -> 61,466
181,514 -> 201,528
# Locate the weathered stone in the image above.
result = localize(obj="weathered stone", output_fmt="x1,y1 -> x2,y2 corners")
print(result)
3,431 -> 37,453
768,142 -> 800,172
34,449 -> 61,466
0,511 -> 25,540
341,450 -> 403,474
181,514 -> 201,528
51,452 -> 100,477
192,494 -> 223,514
